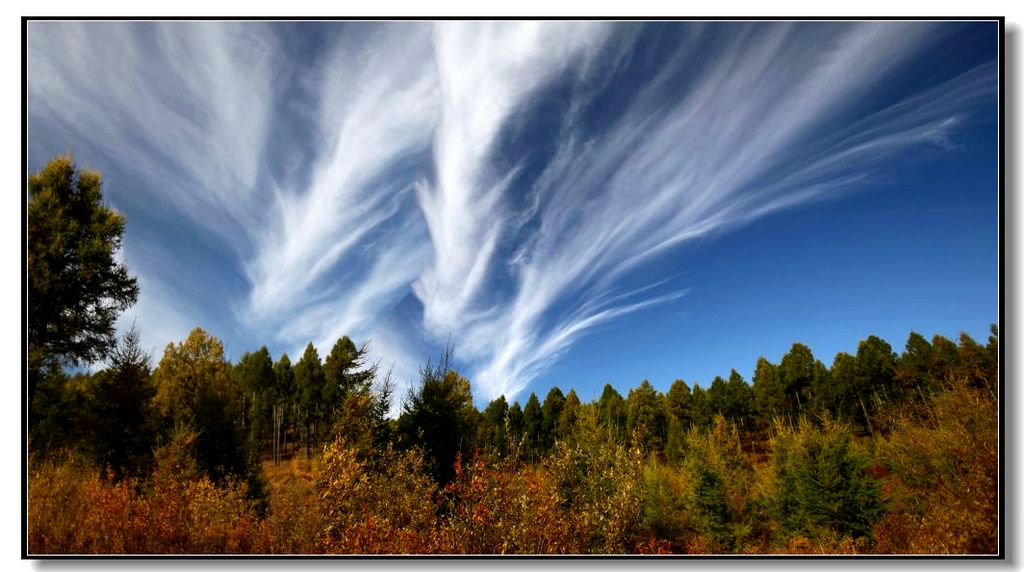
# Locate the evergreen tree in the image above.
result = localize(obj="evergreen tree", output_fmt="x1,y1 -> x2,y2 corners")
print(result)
523,393 -> 543,458
596,383 -> 627,441
665,379 -> 693,428
665,379 -> 693,465
627,380 -> 667,455
397,351 -> 477,484
271,353 -> 294,464
771,419 -> 884,541
27,155 -> 139,407
854,335 -> 898,428
85,328 -> 157,480
557,389 -> 582,442
480,395 -> 509,456
540,387 -> 566,453
897,332 -> 935,395
152,327 -> 251,487
234,347 -> 275,460
723,369 -> 754,428
506,401 -> 525,447
930,334 -> 962,382
779,343 -> 815,415
753,357 -> 785,424
957,332 -> 995,389
294,343 -> 325,457
706,376 -> 728,418
691,382 -> 711,428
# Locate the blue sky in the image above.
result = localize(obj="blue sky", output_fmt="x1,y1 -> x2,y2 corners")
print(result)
27,21 -> 999,409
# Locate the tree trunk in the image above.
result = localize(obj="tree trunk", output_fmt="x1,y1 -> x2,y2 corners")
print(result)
859,395 -> 874,436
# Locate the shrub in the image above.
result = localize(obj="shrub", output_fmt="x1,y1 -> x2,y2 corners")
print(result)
436,454 -> 574,553
769,417 -> 884,544
676,415 -> 757,553
874,381 -> 997,554
545,436 -> 647,553
27,449 -> 269,554
315,437 -> 437,553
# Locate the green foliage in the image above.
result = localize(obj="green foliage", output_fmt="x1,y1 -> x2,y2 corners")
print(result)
506,401 -> 525,446
664,379 -> 693,465
897,332 -> 935,394
28,320 -> 997,555
294,343 -> 326,456
332,370 -> 395,462
956,332 -> 996,390
778,343 -> 816,415
723,370 -> 754,427
234,347 -> 275,460
677,416 -> 756,553
627,380 -> 667,455
29,370 -> 94,454
84,328 -> 157,480
539,387 -> 565,453
929,334 -> 961,381
397,349 -> 478,484
27,155 -> 139,406
770,418 -> 884,541
665,379 -> 693,427
690,383 -> 711,428
596,383 -> 627,441
855,335 -> 898,402
753,357 -> 785,423
324,336 -> 375,399
522,392 -> 543,458
152,328 -> 251,488
479,395 -> 509,456
557,389 -> 582,442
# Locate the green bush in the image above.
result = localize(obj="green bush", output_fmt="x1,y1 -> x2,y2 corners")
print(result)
677,415 -> 756,553
770,417 -> 884,542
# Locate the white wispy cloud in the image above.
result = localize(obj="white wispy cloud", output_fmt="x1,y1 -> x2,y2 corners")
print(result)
28,21 -> 283,357
28,22 -> 279,251
242,24 -> 439,351
410,22 -> 994,400
28,22 -> 994,404
413,22 -> 613,335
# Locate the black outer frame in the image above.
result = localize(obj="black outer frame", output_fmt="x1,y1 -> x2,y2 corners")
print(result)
20,14 -> 1006,561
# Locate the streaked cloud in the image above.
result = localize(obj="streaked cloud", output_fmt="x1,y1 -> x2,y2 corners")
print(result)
27,21 -> 995,403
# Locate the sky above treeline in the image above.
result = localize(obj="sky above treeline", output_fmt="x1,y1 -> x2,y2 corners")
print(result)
27,21 -> 999,408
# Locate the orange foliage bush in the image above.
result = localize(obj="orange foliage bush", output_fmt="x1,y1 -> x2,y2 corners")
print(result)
28,451 -> 269,554
873,381 -> 998,554
435,454 -> 574,553
315,437 -> 437,553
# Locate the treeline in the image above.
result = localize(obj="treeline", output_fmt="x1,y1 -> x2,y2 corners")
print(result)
31,319 -> 998,488
29,322 -> 999,550
465,326 -> 998,466
28,325 -> 998,554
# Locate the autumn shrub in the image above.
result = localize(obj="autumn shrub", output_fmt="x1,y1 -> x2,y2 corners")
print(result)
27,446 -> 269,554
435,454 -> 575,554
315,437 -> 437,553
768,416 -> 883,548
873,380 -> 997,554
545,436 -> 647,553
676,415 -> 758,553
259,457 -> 319,554
638,461 -> 687,551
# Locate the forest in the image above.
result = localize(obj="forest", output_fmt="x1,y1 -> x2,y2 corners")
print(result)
26,155 -> 1000,555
